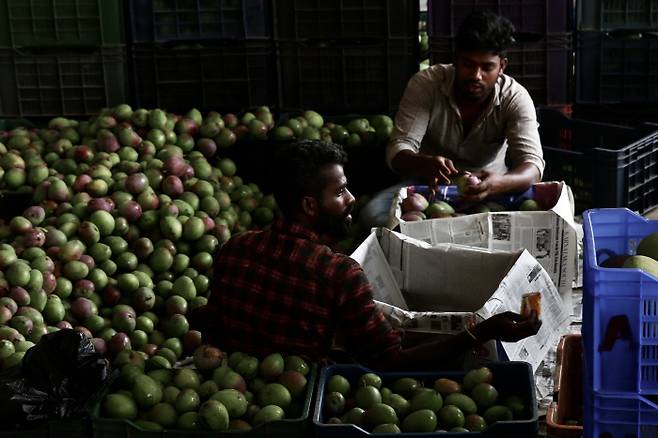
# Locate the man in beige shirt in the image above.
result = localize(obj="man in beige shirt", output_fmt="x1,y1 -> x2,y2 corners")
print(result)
361,11 -> 544,228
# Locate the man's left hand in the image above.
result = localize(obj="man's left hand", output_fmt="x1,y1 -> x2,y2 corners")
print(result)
459,170 -> 504,202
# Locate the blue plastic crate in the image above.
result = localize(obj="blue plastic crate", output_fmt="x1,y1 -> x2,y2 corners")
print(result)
582,208 -> 658,395
584,392 -> 658,438
313,362 -> 538,437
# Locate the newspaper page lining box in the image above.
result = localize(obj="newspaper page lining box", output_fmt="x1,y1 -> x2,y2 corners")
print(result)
388,181 -> 579,312
350,228 -> 570,373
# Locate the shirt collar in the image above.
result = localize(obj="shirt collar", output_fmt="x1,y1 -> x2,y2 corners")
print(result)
272,218 -> 331,245
441,64 -> 502,107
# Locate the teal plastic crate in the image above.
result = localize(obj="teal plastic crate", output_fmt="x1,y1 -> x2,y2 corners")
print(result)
313,362 -> 538,437
0,0 -> 124,48
92,365 -> 317,438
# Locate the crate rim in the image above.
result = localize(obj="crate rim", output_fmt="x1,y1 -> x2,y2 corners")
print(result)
583,208 -> 658,283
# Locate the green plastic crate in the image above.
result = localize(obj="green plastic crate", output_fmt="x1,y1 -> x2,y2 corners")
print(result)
0,0 -> 124,48
91,365 -> 317,438
0,46 -> 127,117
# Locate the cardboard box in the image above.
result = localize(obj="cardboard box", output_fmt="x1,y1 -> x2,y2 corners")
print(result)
389,181 -> 579,311
350,228 -> 570,372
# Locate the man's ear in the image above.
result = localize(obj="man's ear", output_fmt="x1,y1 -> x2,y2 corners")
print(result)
301,195 -> 319,219
499,57 -> 508,75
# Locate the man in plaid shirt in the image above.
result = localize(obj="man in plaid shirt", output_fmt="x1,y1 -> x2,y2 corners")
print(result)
194,140 -> 540,369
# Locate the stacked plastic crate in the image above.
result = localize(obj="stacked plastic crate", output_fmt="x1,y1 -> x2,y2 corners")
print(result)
582,208 -> 658,437
273,0 -> 420,115
576,0 -> 658,106
536,106 -> 658,215
126,0 -> 276,114
0,0 -> 126,117
426,0 -> 573,106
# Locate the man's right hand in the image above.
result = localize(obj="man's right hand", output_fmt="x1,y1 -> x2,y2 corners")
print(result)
391,151 -> 458,185
474,311 -> 541,343
418,154 -> 458,185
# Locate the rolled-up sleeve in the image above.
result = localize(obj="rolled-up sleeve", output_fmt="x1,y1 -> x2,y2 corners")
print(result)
504,87 -> 545,177
386,72 -> 436,170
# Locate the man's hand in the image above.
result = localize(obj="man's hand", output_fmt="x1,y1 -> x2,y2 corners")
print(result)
459,170 -> 505,202
474,311 -> 541,343
418,155 -> 458,185
390,150 -> 458,185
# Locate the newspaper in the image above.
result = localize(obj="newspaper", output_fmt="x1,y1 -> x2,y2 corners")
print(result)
351,228 -> 571,373
389,182 -> 579,314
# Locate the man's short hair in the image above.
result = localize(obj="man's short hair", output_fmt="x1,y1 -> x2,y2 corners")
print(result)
455,11 -> 515,58
271,140 -> 348,218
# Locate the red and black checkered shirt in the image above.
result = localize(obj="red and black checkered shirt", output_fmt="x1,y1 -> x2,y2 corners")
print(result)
204,218 -> 402,365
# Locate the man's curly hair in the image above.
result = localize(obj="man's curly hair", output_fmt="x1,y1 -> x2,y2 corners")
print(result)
271,140 -> 348,219
455,11 -> 515,58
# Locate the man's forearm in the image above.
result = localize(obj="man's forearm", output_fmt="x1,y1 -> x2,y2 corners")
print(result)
390,149 -> 422,179
495,162 -> 541,194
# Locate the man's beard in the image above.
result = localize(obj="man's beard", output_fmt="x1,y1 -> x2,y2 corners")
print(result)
457,80 -> 488,101
316,207 -> 353,240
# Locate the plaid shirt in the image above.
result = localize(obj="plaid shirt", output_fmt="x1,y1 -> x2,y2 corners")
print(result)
203,218 -> 402,364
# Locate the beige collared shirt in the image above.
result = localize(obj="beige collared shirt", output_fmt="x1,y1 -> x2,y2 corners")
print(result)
386,63 -> 545,177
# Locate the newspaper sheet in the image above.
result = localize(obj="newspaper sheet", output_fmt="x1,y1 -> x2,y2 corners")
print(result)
351,228 -> 571,373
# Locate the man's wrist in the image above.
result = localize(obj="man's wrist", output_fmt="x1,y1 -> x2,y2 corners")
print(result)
470,323 -> 489,343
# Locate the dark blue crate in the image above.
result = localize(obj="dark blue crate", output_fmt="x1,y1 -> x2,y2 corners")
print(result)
427,0 -> 573,37
130,41 -> 277,114
429,33 -> 572,106
276,38 -> 418,115
576,31 -> 658,105
272,0 -> 419,40
582,208 -> 658,395
538,107 -> 658,214
578,0 -> 658,31
584,392 -> 658,438
313,362 -> 538,437
128,0 -> 271,43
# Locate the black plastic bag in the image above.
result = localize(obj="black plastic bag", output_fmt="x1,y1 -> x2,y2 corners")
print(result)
0,330 -> 114,430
